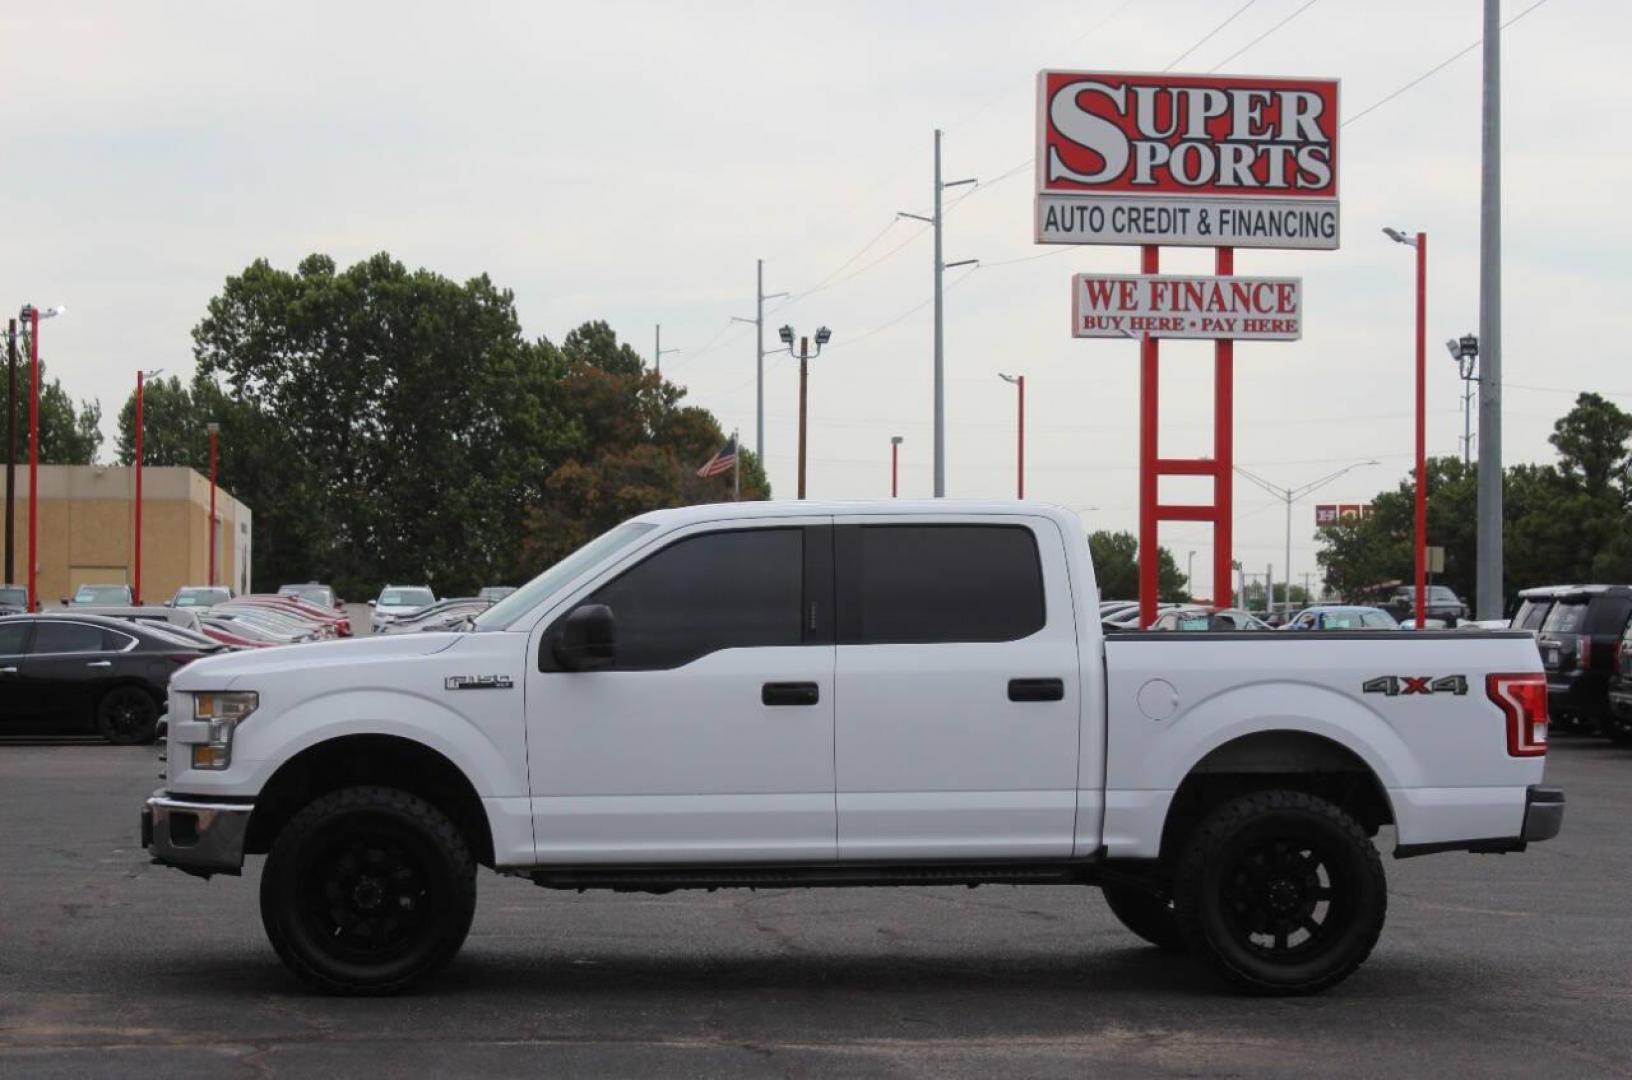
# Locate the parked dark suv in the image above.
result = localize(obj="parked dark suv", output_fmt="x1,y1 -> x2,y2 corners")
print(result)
1537,585 -> 1632,733
1511,585 -> 1571,634
1608,620 -> 1632,743
1382,584 -> 1467,627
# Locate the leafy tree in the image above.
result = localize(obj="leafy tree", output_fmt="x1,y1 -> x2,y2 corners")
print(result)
1088,529 -> 1189,602
114,375 -> 203,466
5,361 -> 102,465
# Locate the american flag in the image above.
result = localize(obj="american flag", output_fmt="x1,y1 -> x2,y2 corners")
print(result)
696,435 -> 738,478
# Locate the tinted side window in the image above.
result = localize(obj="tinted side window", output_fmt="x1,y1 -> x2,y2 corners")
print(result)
1517,601 -> 1551,631
840,524 -> 1045,645
1588,597 -> 1632,635
586,528 -> 805,670
0,623 -> 28,654
31,622 -> 107,654
1544,601 -> 1588,634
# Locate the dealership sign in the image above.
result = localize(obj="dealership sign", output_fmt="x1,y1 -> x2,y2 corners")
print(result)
1036,71 -> 1339,249
1316,504 -> 1372,527
1072,274 -> 1302,340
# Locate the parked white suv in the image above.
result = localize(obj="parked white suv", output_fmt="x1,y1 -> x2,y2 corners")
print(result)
369,585 -> 435,634
144,501 -> 1562,996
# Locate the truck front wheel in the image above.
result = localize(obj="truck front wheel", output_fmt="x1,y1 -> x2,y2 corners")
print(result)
260,786 -> 476,995
1173,790 -> 1386,995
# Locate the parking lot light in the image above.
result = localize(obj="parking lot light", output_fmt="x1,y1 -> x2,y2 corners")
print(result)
1384,226 -> 1428,630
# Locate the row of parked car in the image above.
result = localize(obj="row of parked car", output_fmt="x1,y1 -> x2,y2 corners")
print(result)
1513,584 -> 1632,743
0,578 -> 517,745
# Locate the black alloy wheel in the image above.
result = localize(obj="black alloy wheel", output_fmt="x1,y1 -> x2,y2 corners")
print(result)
1174,790 -> 1386,995
96,686 -> 160,745
261,786 -> 475,995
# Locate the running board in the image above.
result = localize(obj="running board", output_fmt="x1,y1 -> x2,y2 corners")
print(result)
523,859 -> 1100,893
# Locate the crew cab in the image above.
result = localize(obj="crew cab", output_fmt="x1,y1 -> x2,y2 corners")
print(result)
143,501 -> 1562,996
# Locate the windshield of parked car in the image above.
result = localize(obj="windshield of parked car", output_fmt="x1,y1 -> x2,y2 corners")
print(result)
279,585 -> 334,606
379,588 -> 434,607
1543,599 -> 1588,634
173,588 -> 230,607
0,586 -> 25,607
476,522 -> 659,631
73,585 -> 130,604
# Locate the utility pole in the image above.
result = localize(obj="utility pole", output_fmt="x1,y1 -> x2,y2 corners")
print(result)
900,129 -> 975,497
5,319 -> 15,586
1476,0 -> 1504,620
1236,460 -> 1379,619
731,260 -> 789,464
653,325 -> 679,377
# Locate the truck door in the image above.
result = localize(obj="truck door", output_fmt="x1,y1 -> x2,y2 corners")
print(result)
526,520 -> 837,863
832,516 -> 1083,860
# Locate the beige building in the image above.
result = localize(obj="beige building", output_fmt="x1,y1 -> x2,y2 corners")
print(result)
2,465 -> 252,603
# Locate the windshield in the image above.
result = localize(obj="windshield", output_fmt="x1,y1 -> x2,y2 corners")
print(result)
379,588 -> 435,607
476,522 -> 659,630
279,585 -> 334,606
73,585 -> 129,604
1543,600 -> 1588,634
0,586 -> 25,607
174,588 -> 230,607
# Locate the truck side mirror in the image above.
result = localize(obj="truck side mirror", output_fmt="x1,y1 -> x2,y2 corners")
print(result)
550,604 -> 616,672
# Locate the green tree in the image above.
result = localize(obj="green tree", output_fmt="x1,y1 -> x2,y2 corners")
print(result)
114,375 -> 203,466
9,361 -> 102,465
1088,530 -> 1189,602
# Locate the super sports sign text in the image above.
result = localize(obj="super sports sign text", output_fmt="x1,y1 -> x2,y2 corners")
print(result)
1035,71 -> 1340,250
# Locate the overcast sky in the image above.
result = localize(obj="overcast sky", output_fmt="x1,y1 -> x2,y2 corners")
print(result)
3,0 -> 1623,596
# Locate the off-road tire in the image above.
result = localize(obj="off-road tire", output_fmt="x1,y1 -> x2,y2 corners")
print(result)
260,786 -> 476,995
1174,790 -> 1386,995
1101,883 -> 1187,951
95,686 -> 160,745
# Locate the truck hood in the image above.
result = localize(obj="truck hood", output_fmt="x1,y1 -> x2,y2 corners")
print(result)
174,632 -> 462,691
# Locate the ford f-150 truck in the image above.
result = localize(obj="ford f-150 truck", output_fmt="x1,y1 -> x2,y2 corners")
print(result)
143,501 -> 1563,996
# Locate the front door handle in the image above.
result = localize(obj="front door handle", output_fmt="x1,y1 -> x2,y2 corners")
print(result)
86,660 -> 112,669
762,681 -> 820,706
1009,677 -> 1065,703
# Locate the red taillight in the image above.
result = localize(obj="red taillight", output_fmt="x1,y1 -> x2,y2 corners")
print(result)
1487,672 -> 1549,757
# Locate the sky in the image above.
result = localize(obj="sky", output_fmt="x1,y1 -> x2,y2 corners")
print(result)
3,0 -> 1625,598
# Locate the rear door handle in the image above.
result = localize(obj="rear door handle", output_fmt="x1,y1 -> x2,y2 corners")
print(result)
86,660 -> 112,669
762,681 -> 820,706
1009,677 -> 1065,703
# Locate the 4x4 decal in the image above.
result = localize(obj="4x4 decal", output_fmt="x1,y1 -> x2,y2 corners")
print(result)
1362,675 -> 1468,697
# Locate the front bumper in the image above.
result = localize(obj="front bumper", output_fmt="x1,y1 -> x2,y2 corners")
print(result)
1395,785 -> 1565,858
142,791 -> 253,878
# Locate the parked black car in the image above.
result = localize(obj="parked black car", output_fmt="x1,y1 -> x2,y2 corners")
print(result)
0,614 -> 221,744
1537,585 -> 1632,733
1381,584 -> 1467,627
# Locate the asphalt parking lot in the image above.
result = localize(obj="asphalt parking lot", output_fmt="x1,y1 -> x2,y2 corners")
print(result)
2,737 -> 1630,1078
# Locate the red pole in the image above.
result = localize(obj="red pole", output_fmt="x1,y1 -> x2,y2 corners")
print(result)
1138,245 -> 1159,629
26,307 -> 39,612
134,371 -> 144,605
1214,247 -> 1235,610
1016,374 -> 1026,499
1414,232 -> 1428,630
208,426 -> 218,586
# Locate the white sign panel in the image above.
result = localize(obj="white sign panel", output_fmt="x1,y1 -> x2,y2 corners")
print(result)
1038,195 -> 1338,250
1071,274 -> 1303,340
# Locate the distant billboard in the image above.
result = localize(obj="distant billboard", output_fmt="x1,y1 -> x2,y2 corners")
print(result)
1036,71 -> 1340,249
1317,504 -> 1372,527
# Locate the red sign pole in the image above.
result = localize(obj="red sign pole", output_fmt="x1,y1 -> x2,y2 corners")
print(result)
1414,232 -> 1428,629
134,370 -> 144,606
1214,246 -> 1235,609
1137,244 -> 1160,629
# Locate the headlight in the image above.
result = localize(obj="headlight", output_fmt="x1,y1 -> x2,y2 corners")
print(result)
189,691 -> 258,770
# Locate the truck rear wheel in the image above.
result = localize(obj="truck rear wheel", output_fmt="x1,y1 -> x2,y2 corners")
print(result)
1173,790 -> 1385,995
1101,884 -> 1187,951
260,786 -> 476,995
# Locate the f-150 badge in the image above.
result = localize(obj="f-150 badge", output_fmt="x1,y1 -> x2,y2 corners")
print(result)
1362,675 -> 1467,697
445,675 -> 514,691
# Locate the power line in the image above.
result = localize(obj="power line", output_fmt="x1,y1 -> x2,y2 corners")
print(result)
1165,0 -> 1261,71
1343,0 -> 1554,128
1208,0 -> 1322,72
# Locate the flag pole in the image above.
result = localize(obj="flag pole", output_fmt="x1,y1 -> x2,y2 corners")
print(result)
732,429 -> 741,501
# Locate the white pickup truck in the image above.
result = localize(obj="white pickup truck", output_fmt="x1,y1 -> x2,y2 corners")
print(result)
143,500 -> 1563,996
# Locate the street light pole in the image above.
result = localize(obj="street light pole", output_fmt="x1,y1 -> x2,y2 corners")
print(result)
20,303 -> 63,612
1385,227 -> 1429,629
4,319 -> 15,586
778,325 -> 831,500
133,367 -> 164,606
1477,0 -> 1504,621
1235,460 -> 1380,619
890,435 -> 903,498
998,373 -> 1025,498
207,422 -> 220,587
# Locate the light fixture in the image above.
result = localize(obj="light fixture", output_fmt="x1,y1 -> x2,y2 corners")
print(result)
778,325 -> 793,345
814,326 -> 831,346
1382,226 -> 1418,248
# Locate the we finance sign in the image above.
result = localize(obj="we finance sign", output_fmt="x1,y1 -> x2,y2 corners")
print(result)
1036,71 -> 1339,250
1072,274 -> 1302,341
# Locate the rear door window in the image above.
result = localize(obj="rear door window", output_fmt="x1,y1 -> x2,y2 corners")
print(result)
30,621 -> 108,654
838,524 -> 1045,645
0,622 -> 29,655
1517,601 -> 1552,631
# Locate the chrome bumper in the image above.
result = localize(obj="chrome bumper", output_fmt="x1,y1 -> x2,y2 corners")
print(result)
142,791 -> 253,878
